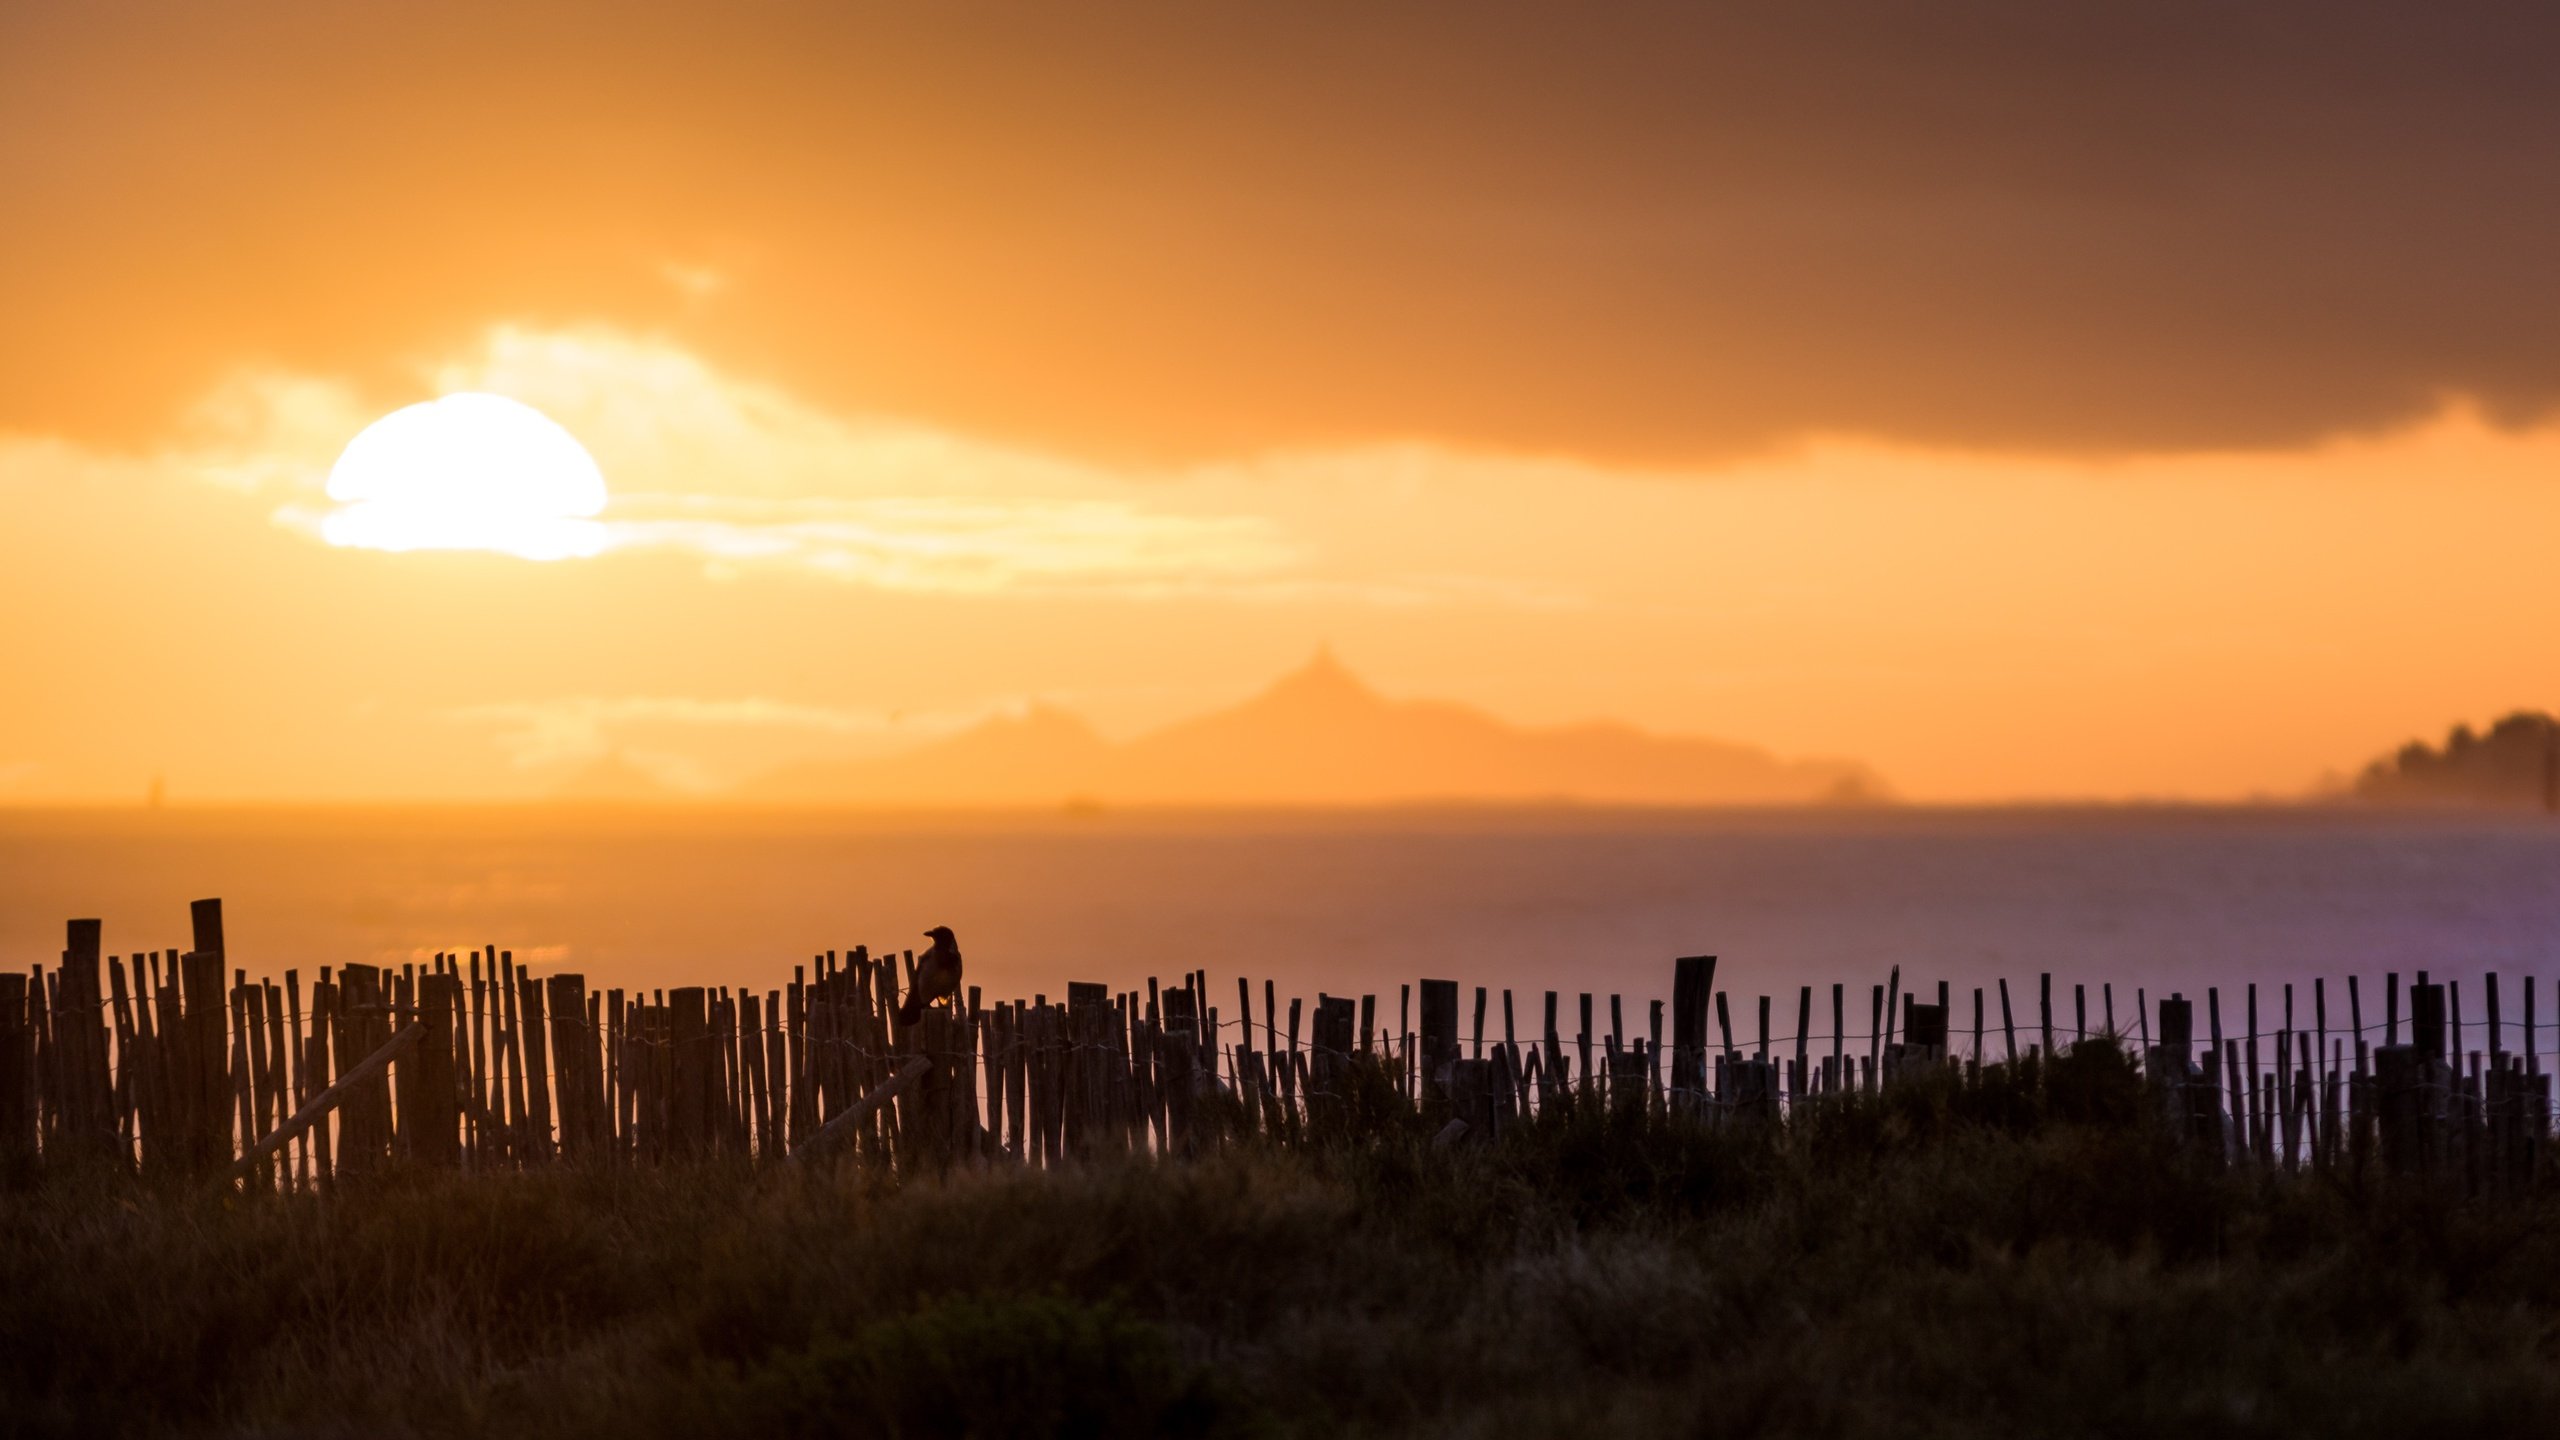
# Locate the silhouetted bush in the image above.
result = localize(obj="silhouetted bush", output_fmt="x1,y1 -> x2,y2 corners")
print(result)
728,1294 -> 1245,1440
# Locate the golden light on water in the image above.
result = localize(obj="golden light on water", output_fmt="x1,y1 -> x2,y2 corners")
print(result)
321,393 -> 608,561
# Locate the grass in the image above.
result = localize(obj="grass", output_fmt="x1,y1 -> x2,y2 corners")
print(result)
9,1044 -> 2560,1437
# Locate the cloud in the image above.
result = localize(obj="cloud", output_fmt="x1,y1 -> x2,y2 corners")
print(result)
13,3 -> 2560,459
178,325 -> 1595,603
24,333 -> 2560,800
657,260 -> 730,301
156,319 -> 2560,640
180,373 -> 370,495
180,325 -> 1306,592
596,496 -> 1292,595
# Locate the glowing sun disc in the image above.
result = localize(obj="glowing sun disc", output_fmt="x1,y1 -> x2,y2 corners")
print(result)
322,393 -> 610,560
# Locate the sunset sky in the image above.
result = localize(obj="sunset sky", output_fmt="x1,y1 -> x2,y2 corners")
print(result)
6,2 -> 2559,804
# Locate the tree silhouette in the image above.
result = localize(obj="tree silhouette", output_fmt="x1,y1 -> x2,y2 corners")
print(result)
2355,710 -> 2560,810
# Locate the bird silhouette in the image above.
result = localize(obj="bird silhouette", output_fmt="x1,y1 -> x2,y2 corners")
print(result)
897,926 -> 963,1027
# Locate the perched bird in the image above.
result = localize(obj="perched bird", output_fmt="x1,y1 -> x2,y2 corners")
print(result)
897,926 -> 964,1026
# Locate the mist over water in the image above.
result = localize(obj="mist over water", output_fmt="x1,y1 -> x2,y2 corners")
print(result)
6,807 -> 2559,1043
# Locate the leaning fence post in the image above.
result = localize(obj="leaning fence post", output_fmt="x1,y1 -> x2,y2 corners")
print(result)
1997,979 -> 2017,1065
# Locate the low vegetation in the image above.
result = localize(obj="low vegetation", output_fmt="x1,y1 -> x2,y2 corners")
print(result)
9,1045 -> 2560,1438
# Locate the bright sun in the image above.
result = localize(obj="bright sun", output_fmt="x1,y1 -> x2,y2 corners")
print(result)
322,392 -> 609,560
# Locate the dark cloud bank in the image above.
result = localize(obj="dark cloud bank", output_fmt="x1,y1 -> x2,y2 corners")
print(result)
7,1 -> 2558,458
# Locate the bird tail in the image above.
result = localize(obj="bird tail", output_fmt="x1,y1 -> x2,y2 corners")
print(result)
896,992 -> 925,1027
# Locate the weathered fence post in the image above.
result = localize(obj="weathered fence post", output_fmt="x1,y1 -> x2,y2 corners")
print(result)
0,974 -> 33,1184
1151,990 -> 1191,1154
517,968 -> 553,1162
1450,1055 -> 1494,1138
412,975 -> 461,1167
57,921 -> 116,1162
1671,956 -> 1713,1114
1607,1044 -> 1649,1121
1888,998 -> 1948,1084
1539,991 -> 1566,1111
905,1007 -> 958,1166
1418,979 -> 1459,1110
183,900 -> 231,1175
1310,994 -> 1355,1129
2152,993 -> 2215,1151
1065,982 -> 1109,1158
546,974 -> 597,1160
2375,1043 -> 2428,1177
668,987 -> 708,1157
336,964 -> 391,1173
1727,1055 -> 1779,1124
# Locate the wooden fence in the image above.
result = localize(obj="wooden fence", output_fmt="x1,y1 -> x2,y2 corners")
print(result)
0,900 -> 2549,1190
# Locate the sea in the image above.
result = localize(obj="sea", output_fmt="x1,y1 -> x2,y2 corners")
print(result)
6,805 -> 2558,1049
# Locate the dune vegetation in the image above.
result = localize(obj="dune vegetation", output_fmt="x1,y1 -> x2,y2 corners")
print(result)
9,1043 -> 2560,1438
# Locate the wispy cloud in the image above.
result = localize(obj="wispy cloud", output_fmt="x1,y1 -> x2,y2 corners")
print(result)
183,326 -> 1311,595
657,260 -> 731,301
593,493 -> 1295,595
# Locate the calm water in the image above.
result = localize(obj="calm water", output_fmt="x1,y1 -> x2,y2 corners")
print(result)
5,806 -> 2558,1045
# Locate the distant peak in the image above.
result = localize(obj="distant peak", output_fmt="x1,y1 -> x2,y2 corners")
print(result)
1263,647 -> 1380,707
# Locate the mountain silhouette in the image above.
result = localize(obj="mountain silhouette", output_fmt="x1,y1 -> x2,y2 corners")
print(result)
745,651 -> 1887,807
779,703 -> 1116,807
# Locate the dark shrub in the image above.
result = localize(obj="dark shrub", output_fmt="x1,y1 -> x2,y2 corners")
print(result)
734,1293 -> 1248,1440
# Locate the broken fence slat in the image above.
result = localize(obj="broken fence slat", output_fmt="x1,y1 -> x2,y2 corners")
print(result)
792,1054 -> 932,1165
226,1021 -> 424,1185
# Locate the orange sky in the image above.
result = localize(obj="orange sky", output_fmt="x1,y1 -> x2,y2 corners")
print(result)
4,2 -> 2556,805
